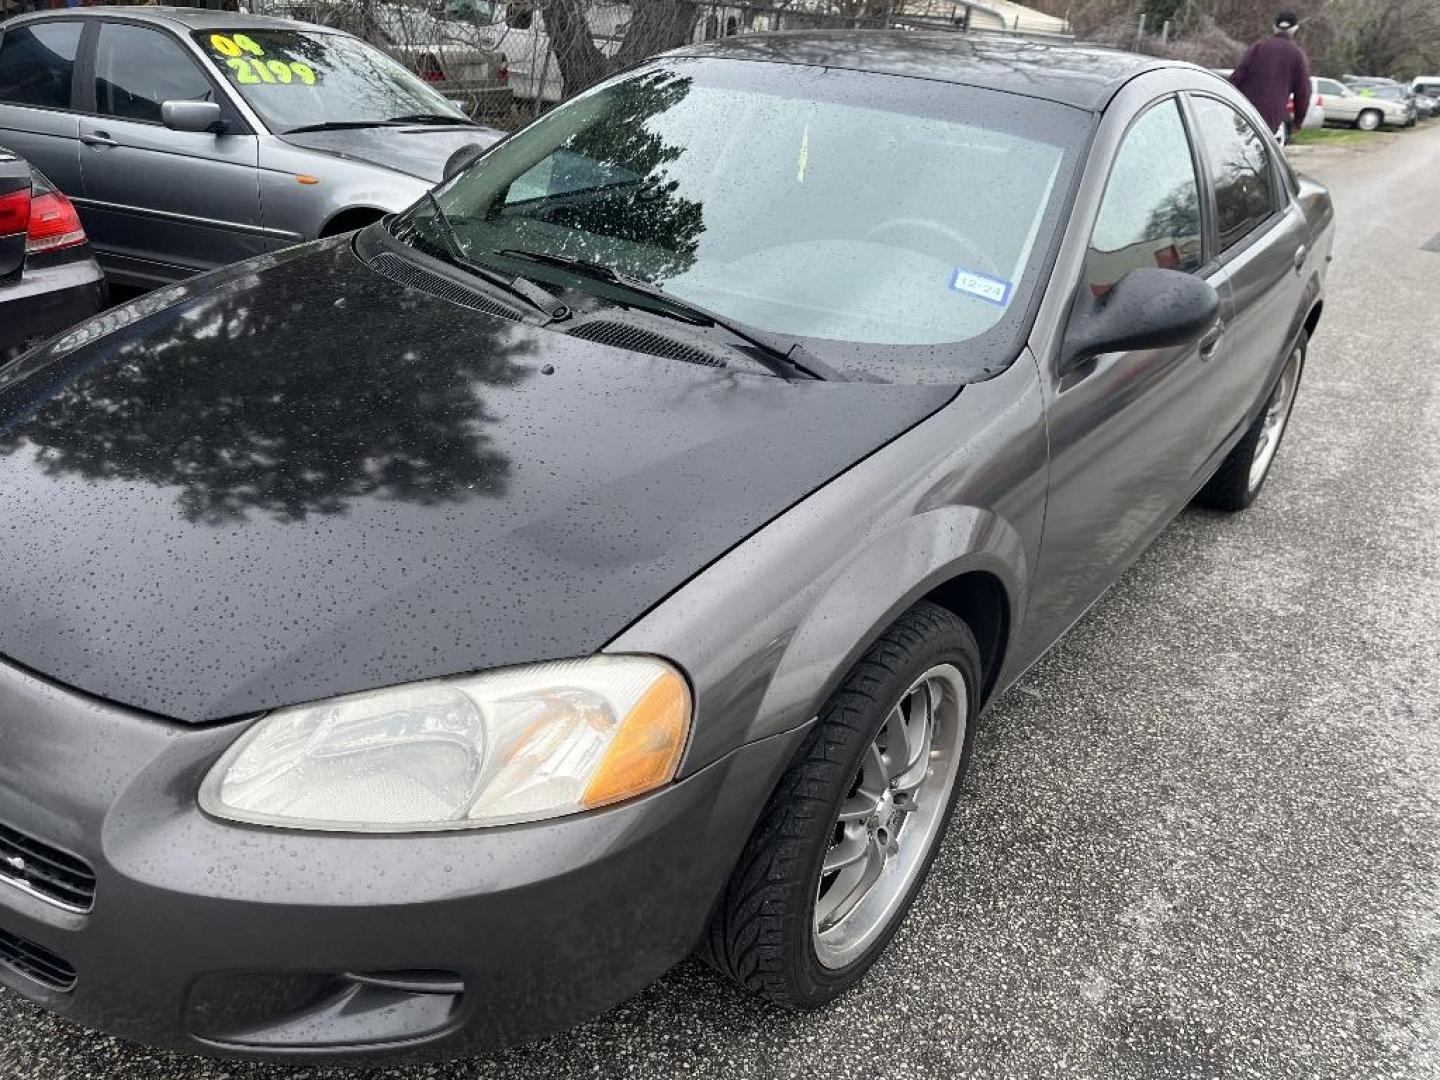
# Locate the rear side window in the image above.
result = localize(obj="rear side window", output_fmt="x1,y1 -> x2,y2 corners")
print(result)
1317,79 -> 1348,96
1086,98 -> 1203,297
95,23 -> 216,124
1190,96 -> 1278,253
0,22 -> 82,109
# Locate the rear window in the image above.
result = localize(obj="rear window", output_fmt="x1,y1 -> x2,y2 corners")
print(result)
1190,96 -> 1278,253
0,22 -> 82,110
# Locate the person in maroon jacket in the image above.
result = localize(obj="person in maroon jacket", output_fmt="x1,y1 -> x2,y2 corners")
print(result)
1230,10 -> 1312,141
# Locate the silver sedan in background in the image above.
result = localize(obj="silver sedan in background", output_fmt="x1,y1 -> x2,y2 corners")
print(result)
0,6 -> 505,287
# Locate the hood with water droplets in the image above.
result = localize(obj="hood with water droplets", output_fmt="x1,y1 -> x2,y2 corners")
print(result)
0,239 -> 955,721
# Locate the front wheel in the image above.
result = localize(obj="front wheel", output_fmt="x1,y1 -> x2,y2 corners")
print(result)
701,602 -> 981,1008
1356,109 -> 1383,131
1197,335 -> 1305,511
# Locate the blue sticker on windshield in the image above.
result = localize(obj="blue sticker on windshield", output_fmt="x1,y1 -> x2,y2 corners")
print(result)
950,267 -> 1013,307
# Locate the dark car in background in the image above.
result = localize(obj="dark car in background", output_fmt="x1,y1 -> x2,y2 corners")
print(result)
0,6 -> 504,287
0,32 -> 1331,1064
0,146 -> 102,363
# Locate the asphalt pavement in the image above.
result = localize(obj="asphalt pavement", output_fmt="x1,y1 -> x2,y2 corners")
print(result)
3,126 -> 1439,1080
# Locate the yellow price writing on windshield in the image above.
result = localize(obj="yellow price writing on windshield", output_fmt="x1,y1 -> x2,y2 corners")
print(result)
210,33 -> 315,85
209,33 -> 264,57
224,57 -> 318,86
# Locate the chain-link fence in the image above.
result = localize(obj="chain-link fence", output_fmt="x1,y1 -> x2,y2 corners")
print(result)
242,0 -> 1070,126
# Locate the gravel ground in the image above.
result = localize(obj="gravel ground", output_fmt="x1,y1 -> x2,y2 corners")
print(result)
3,126 -> 1439,1080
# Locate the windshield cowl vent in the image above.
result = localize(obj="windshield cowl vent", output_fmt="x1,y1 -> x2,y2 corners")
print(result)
564,318 -> 729,369
367,251 -> 523,322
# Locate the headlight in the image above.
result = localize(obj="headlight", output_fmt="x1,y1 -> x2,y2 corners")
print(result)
198,656 -> 690,832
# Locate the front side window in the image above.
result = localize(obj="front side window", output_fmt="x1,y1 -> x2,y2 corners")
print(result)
191,28 -> 467,132
95,24 -> 216,124
1191,96 -> 1278,253
0,22 -> 82,110
393,58 -> 1085,377
1086,98 -> 1202,297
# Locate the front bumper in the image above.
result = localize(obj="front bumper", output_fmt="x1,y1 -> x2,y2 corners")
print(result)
0,658 -> 805,1061
0,251 -> 105,365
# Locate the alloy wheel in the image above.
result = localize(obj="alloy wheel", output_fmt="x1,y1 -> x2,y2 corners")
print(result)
1248,344 -> 1304,493
813,664 -> 967,969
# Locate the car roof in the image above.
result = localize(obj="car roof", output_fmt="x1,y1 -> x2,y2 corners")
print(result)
666,30 -> 1179,111
4,5 -> 333,33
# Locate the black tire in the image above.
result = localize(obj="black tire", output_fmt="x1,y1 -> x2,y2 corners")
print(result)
701,601 -> 981,1009
1356,109 -> 1383,131
1197,333 -> 1306,512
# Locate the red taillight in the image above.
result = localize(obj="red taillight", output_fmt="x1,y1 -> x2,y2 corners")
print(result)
1317,95 -> 1325,106
0,187 -> 30,238
498,62 -> 508,85
27,189 -> 86,253
418,53 -> 444,82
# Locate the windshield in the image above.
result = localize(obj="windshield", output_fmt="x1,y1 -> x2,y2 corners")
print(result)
192,28 -> 467,132
437,0 -> 501,24
394,58 -> 1086,379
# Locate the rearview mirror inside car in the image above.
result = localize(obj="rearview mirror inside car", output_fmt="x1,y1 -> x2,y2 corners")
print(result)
162,100 -> 225,135
1060,267 -> 1220,374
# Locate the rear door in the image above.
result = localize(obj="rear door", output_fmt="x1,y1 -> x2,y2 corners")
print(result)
1184,93 -> 1310,454
1316,79 -> 1355,122
0,20 -> 85,195
76,19 -> 262,284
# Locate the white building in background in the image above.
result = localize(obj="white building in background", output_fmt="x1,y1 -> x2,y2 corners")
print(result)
899,0 -> 1069,34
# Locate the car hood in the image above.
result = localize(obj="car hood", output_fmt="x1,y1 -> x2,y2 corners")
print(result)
279,124 -> 506,183
0,237 -> 955,723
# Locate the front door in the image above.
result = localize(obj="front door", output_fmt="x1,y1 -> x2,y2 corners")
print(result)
76,20 -> 262,284
1027,96 -> 1226,642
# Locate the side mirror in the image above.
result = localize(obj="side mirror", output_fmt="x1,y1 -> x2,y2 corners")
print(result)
1060,267 -> 1220,373
442,142 -> 487,180
162,100 -> 225,134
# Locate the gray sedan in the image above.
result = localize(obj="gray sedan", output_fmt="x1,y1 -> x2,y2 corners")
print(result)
0,31 -> 1331,1064
0,6 -> 504,287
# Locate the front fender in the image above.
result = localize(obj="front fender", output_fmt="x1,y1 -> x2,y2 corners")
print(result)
258,140 -> 428,242
607,352 -> 1049,775
757,505 -> 1026,734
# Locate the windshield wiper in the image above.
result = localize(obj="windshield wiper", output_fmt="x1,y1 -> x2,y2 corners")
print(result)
413,195 -> 567,321
496,248 -> 842,381
282,119 -> 399,134
385,112 -> 479,126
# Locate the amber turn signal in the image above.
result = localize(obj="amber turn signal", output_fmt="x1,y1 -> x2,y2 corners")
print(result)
582,669 -> 691,808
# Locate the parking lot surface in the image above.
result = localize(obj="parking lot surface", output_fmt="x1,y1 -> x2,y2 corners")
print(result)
3,127 -> 1439,1080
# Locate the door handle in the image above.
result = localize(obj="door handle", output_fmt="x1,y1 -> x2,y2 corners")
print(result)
80,131 -> 118,147
1199,322 -> 1225,360
1293,244 -> 1308,273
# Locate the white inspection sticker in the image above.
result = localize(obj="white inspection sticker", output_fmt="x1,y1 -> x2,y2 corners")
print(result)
950,267 -> 1013,307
